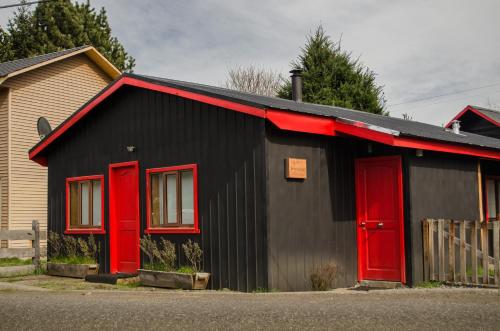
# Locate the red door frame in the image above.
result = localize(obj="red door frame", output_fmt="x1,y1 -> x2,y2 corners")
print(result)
109,161 -> 140,274
355,155 -> 406,283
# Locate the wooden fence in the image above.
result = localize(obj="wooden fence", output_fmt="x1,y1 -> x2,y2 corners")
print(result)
423,219 -> 500,287
0,220 -> 46,270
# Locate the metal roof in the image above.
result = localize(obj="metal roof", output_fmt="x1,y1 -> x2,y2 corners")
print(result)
0,46 -> 90,77
132,74 -> 500,150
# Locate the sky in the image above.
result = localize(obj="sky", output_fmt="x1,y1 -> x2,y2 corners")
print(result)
1,0 -> 500,126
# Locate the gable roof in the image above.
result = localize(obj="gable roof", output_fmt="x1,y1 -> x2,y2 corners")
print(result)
0,46 -> 121,84
446,105 -> 500,128
29,73 -> 500,165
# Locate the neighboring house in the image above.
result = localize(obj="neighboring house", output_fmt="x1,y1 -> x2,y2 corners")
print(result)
29,73 -> 500,291
446,105 -> 500,139
0,46 -> 120,248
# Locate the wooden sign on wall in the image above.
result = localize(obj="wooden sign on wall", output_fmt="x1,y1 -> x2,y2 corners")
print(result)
285,158 -> 307,179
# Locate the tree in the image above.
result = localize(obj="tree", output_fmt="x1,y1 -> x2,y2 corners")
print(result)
224,65 -> 285,97
278,26 -> 386,115
0,0 -> 135,72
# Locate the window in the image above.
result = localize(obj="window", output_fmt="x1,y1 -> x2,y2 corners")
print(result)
146,164 -> 199,234
65,175 -> 105,234
485,177 -> 500,221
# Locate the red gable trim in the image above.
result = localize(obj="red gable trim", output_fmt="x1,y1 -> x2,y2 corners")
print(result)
29,77 -> 500,166
445,105 -> 500,128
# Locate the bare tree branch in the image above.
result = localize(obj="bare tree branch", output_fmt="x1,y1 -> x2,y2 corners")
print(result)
223,65 -> 285,97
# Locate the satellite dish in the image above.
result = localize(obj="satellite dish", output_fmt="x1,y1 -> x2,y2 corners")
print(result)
37,117 -> 52,140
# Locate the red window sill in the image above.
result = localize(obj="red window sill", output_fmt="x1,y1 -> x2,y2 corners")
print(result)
64,229 -> 106,235
145,227 -> 200,234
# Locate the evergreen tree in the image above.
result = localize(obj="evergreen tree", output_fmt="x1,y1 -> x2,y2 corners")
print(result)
0,0 -> 134,72
278,26 -> 386,115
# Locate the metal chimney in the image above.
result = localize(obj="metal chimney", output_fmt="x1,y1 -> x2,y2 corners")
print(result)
290,69 -> 303,102
451,120 -> 461,134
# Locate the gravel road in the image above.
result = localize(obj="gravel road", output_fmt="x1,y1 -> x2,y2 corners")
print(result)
0,288 -> 499,330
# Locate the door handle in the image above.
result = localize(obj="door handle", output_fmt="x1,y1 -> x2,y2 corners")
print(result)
377,222 -> 384,228
360,222 -> 366,228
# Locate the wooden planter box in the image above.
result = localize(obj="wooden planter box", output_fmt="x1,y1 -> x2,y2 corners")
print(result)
139,269 -> 210,290
47,262 -> 98,278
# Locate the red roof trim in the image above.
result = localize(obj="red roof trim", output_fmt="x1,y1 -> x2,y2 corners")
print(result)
445,105 -> 500,128
29,77 -> 500,165
266,109 -> 336,136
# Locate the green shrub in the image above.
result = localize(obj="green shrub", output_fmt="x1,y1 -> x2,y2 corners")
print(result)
140,235 -> 176,271
47,232 -> 98,264
48,231 -> 63,258
62,235 -> 78,258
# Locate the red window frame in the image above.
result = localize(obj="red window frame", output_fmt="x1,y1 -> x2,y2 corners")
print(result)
65,175 -> 106,234
145,164 -> 200,234
484,175 -> 500,222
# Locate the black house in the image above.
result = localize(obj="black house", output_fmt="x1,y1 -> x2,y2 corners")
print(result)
30,73 -> 500,291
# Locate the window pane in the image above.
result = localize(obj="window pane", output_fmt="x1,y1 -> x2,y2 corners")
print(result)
486,179 -> 496,220
92,180 -> 102,227
81,182 -> 90,225
69,182 -> 79,226
181,171 -> 194,225
166,174 -> 177,223
150,174 -> 164,226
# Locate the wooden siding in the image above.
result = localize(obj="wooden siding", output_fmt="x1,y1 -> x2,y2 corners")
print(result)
407,153 -> 480,285
46,86 -> 268,292
5,54 -> 111,247
0,88 -> 8,244
265,125 -> 357,291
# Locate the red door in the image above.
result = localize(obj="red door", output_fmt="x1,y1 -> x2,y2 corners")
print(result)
355,156 -> 405,283
109,161 -> 140,274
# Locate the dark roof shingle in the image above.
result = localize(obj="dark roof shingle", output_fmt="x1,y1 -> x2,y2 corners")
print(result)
0,45 -> 89,77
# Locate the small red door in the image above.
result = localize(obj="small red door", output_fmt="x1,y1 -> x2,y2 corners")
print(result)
355,156 -> 405,283
109,161 -> 140,274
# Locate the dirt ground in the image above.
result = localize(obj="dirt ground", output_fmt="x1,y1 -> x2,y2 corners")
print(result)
0,275 -> 499,330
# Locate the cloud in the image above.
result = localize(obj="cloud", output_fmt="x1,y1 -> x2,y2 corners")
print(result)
1,0 -> 500,124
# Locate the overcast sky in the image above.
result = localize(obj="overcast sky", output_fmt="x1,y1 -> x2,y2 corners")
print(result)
1,0 -> 500,125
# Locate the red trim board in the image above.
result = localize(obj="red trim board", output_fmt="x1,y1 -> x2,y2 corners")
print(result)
65,175 -> 105,234
145,164 -> 200,234
446,105 -> 500,129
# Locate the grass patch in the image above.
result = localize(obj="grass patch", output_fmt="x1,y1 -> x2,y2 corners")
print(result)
117,281 -> 142,289
416,281 -> 443,288
467,266 -> 494,278
49,256 -> 96,265
0,258 -> 32,267
142,264 -> 196,274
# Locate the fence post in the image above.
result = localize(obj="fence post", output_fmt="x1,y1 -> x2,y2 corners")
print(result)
429,220 -> 435,281
481,222 -> 489,285
423,220 -> 430,281
32,220 -> 40,271
438,219 -> 445,281
493,221 -> 499,287
471,221 -> 478,284
460,221 -> 466,283
448,220 -> 455,282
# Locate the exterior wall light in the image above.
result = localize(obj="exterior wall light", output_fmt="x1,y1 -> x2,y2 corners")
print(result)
126,145 -> 136,152
416,149 -> 424,157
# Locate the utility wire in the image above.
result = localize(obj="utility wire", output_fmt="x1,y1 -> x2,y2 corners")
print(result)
0,0 -> 54,9
387,81 -> 500,111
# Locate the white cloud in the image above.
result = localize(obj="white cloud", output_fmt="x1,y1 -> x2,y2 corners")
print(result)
1,0 -> 500,125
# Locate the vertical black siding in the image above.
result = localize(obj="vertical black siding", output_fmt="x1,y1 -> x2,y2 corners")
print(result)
407,153 -> 480,285
265,124 -> 357,291
47,86 -> 267,291
457,112 -> 500,139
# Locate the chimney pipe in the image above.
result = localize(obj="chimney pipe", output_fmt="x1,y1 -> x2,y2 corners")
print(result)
451,120 -> 461,134
290,69 -> 303,102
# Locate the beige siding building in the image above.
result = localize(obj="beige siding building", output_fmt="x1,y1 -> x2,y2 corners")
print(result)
0,46 -> 120,248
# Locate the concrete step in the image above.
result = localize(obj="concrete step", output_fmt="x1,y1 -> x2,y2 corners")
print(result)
357,280 -> 403,290
85,273 -> 138,285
